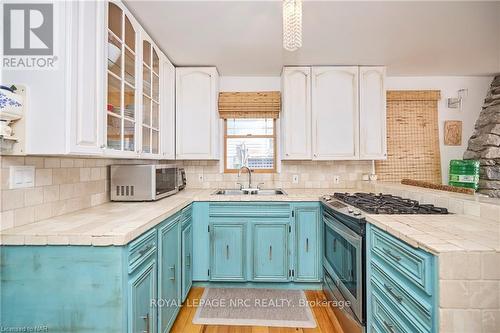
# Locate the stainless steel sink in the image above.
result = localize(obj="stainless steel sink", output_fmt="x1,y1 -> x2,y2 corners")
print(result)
212,189 -> 287,196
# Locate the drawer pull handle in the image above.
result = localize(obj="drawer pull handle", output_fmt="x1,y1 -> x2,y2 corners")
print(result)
384,283 -> 403,303
306,238 -> 309,252
140,313 -> 149,333
383,320 -> 396,333
138,244 -> 153,257
226,245 -> 229,259
333,239 -> 337,251
383,247 -> 401,261
169,265 -> 176,281
269,245 -> 272,260
187,254 -> 191,268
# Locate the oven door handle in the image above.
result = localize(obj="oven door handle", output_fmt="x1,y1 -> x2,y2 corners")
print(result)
324,214 -> 361,245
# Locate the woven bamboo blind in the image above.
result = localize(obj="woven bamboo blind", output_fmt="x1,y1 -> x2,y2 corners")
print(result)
218,92 -> 281,119
376,90 -> 442,183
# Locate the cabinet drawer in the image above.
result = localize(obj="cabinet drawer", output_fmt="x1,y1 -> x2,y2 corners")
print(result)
371,288 -> 426,333
128,228 -> 157,274
370,226 -> 434,295
371,261 -> 432,332
209,203 -> 290,218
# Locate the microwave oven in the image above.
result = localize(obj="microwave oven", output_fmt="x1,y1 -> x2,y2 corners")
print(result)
110,164 -> 184,201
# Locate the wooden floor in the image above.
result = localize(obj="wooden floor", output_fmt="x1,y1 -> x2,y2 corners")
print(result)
171,287 -> 344,333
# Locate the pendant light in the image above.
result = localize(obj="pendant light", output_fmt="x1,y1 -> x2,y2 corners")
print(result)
282,0 -> 303,52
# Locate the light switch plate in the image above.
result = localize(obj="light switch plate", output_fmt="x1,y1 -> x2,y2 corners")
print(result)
9,166 -> 35,189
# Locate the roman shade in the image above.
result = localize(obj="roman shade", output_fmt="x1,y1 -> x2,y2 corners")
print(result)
376,90 -> 442,183
218,92 -> 281,119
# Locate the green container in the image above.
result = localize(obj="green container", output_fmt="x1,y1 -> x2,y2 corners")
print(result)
449,159 -> 480,190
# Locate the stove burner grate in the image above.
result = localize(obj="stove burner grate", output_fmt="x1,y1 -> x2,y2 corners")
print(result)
333,192 -> 448,215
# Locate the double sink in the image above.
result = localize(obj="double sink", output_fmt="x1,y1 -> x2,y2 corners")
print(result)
213,189 -> 287,196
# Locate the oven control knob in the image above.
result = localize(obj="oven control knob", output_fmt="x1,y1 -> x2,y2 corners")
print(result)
347,207 -> 354,213
353,210 -> 361,216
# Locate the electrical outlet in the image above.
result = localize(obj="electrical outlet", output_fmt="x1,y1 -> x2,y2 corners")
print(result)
9,166 -> 35,189
292,175 -> 299,184
198,174 -> 204,182
333,175 -> 340,184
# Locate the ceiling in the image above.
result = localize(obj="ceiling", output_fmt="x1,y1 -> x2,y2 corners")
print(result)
124,1 -> 500,76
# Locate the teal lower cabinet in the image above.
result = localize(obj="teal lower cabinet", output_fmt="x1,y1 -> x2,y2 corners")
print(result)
252,221 -> 289,281
367,224 -> 439,333
210,222 -> 246,281
130,258 -> 157,333
1,246 -> 127,333
0,201 -> 323,333
0,204 -> 192,333
181,220 -> 193,301
293,204 -> 321,282
201,202 -> 321,284
157,215 -> 181,333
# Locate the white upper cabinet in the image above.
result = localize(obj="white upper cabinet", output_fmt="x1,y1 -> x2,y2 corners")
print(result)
68,0 -> 106,155
311,66 -> 359,160
176,67 -> 219,160
104,1 -> 140,157
2,1 -> 106,156
139,38 -> 162,158
281,67 -> 312,160
359,67 -> 387,160
160,57 -> 176,160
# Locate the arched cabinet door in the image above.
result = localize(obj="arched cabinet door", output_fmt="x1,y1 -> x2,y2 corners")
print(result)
105,1 -> 139,157
359,67 -> 387,160
281,67 -> 312,160
175,67 -> 219,160
311,66 -> 359,160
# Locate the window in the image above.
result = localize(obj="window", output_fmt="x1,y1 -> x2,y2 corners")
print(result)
224,118 -> 276,173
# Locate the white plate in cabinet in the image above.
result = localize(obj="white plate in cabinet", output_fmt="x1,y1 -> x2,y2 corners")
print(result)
281,67 -> 312,160
175,67 -> 219,160
359,67 -> 387,160
311,66 -> 359,160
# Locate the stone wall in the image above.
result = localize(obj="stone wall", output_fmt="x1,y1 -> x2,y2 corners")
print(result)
464,75 -> 500,197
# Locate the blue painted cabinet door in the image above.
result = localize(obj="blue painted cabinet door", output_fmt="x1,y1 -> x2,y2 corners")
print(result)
294,206 -> 320,281
181,223 -> 193,301
129,259 -> 157,333
252,222 -> 289,281
210,223 -> 246,281
158,218 -> 181,333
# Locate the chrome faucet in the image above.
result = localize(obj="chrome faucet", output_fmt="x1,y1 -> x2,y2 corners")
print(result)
238,166 -> 253,189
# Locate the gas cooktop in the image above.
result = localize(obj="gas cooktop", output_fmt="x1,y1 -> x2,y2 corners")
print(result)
323,192 -> 449,215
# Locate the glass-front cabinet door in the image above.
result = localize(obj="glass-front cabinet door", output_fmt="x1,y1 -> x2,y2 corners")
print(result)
141,39 -> 161,156
106,2 -> 138,154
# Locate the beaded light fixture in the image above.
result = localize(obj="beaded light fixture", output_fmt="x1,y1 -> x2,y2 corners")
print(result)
282,0 -> 302,52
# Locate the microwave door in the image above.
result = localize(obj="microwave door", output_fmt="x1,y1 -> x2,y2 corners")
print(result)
155,168 -> 177,198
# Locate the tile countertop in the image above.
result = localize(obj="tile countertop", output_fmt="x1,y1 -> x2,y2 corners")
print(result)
1,186 -> 499,254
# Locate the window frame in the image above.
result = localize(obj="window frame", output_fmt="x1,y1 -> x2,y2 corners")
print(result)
223,119 -> 277,174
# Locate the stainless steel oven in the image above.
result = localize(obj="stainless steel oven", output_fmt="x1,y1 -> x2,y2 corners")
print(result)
110,164 -> 179,201
322,203 -> 366,333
